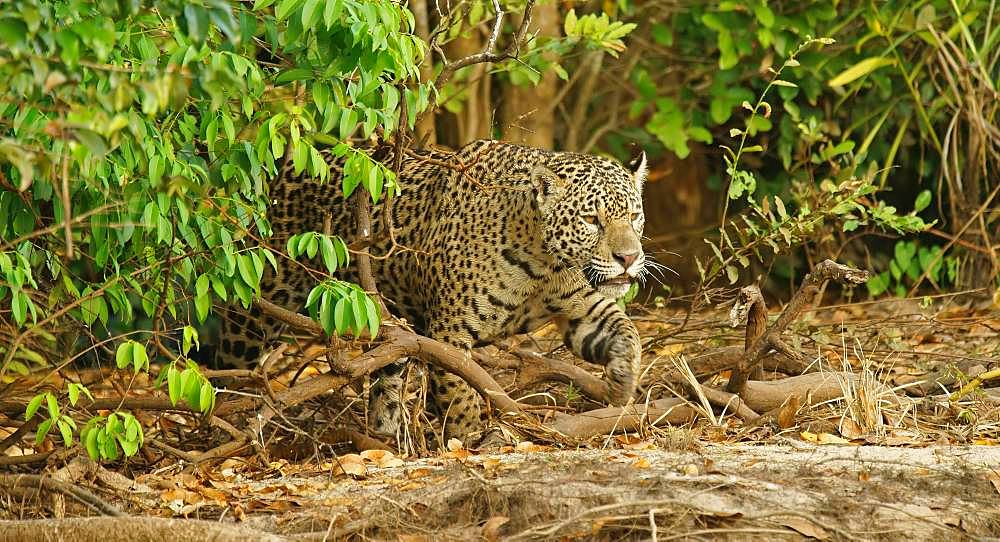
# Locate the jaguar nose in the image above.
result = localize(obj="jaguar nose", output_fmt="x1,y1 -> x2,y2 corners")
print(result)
613,251 -> 639,270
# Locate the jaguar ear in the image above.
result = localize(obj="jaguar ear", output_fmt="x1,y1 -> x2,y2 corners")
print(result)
530,164 -> 566,206
627,150 -> 648,193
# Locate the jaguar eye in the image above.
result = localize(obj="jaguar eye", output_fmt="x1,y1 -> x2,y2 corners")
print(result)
582,215 -> 598,225
630,212 -> 641,221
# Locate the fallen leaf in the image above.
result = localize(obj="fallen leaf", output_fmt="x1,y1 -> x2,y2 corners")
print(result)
407,468 -> 433,479
986,471 -> 1000,496
800,431 -> 851,445
331,454 -> 367,476
196,487 -> 229,504
632,458 -> 651,469
839,417 -> 863,440
482,515 -> 510,542
361,449 -> 405,468
515,441 -> 549,453
776,516 -> 830,540
778,395 -> 801,429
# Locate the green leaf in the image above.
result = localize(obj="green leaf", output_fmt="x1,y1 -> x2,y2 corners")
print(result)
752,2 -> 775,27
564,9 -> 578,35
116,342 -> 132,370
301,0 -> 323,27
894,241 -> 916,271
334,296 -> 350,335
25,394 -> 44,421
319,290 -> 335,335
320,235 -> 338,273
46,393 -> 60,421
199,381 -> 214,413
167,366 -> 181,406
183,5 -> 210,43
276,0 -> 302,20
237,253 -> 258,289
58,419 -> 73,446
866,271 -> 890,297
36,419 -> 52,445
84,426 -> 99,459
132,341 -> 148,374
828,57 -> 896,87
68,384 -> 80,406
363,295 -> 380,338
914,190 -> 932,213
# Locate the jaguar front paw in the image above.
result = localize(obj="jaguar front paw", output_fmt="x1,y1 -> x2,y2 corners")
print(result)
604,335 -> 641,405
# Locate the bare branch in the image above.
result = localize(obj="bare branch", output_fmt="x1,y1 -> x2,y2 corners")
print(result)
422,0 -> 537,126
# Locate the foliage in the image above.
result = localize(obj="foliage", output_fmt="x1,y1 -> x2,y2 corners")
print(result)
697,37 -> 933,288
0,0 -> 423,458
611,0 -> 998,291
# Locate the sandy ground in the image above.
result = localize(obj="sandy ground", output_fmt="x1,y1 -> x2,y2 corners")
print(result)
225,442 -> 1000,540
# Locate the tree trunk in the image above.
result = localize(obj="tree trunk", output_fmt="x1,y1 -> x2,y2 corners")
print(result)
501,3 -> 559,148
411,0 -> 436,146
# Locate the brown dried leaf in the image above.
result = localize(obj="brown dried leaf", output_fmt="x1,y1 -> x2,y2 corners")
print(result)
777,395 -> 801,429
800,431 -> 851,445
361,449 -> 405,468
331,454 -> 367,476
776,516 -> 830,540
515,441 -> 549,453
985,471 -> 1000,496
482,516 -> 510,542
839,417 -> 863,440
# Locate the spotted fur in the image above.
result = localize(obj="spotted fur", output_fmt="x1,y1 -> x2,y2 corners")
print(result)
217,140 -> 650,441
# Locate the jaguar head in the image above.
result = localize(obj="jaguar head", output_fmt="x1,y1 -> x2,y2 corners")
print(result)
532,151 -> 648,299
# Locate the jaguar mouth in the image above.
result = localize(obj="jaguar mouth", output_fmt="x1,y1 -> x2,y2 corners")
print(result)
600,274 -> 632,286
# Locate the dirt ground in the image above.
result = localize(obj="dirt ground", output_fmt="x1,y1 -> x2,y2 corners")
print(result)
3,292 -> 1000,540
218,441 -> 1000,540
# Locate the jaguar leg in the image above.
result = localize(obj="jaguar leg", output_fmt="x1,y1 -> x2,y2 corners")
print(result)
429,366 -> 482,444
368,358 -> 409,438
557,289 -> 641,405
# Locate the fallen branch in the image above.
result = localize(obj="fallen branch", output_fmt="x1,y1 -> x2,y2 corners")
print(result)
547,398 -> 697,439
219,300 -> 524,419
0,474 -> 123,517
507,348 -> 610,403
726,260 -> 869,398
740,371 -> 881,413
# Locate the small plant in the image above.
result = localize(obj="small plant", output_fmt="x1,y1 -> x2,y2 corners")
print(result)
701,38 -> 932,288
617,282 -> 640,309
22,328 -> 217,461
866,239 -> 958,298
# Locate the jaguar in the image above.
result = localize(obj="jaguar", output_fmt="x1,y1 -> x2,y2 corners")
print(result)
216,139 -> 652,441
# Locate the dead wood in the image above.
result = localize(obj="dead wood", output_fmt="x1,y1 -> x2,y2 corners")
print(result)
0,452 -> 52,467
740,371 -> 870,413
506,348 -> 610,403
0,474 -> 122,517
220,300 -> 524,421
726,285 -> 767,393
547,398 -> 697,439
0,517 -> 286,542
692,384 -> 760,421
726,260 -> 869,398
